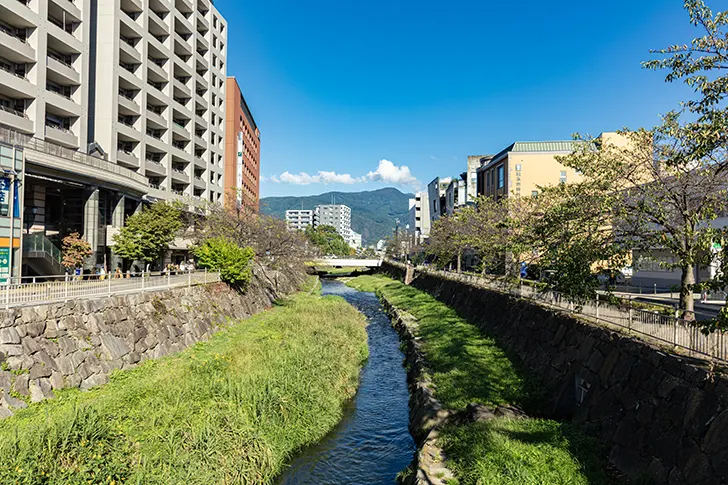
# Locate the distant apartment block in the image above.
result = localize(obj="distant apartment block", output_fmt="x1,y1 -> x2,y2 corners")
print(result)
466,155 -> 491,203
408,191 -> 430,241
224,77 -> 259,211
285,209 -> 313,231
314,204 -> 351,242
445,176 -> 467,216
0,0 -> 228,278
427,177 -> 450,222
476,140 -> 585,201
349,231 -> 362,249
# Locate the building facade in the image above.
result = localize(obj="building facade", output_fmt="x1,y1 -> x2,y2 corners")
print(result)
349,231 -> 362,250
285,209 -> 313,231
0,0 -> 228,277
408,191 -> 430,242
427,177 -> 450,223
314,204 -> 351,242
466,155 -> 491,203
445,175 -> 467,216
476,140 -> 584,201
224,77 -> 259,211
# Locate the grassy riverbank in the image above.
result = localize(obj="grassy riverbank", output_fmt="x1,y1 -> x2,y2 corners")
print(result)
347,275 -> 616,485
0,281 -> 368,484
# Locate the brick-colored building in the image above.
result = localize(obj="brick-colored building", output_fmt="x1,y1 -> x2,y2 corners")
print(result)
224,77 -> 260,211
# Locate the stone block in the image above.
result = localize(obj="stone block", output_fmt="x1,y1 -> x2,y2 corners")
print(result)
21,337 -> 41,354
80,373 -> 108,390
24,321 -> 46,338
99,334 -> 131,360
0,344 -> 22,356
44,321 -> 59,339
0,327 -> 20,344
49,371 -> 64,390
29,362 -> 52,380
0,371 -> 10,392
12,374 -> 28,396
29,381 -> 44,402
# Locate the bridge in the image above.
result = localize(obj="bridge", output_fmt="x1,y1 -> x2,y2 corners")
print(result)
313,259 -> 383,268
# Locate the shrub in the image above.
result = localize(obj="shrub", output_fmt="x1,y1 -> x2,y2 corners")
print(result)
194,237 -> 255,288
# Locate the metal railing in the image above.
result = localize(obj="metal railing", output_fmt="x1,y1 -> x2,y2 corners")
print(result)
414,266 -> 728,364
0,269 -> 221,309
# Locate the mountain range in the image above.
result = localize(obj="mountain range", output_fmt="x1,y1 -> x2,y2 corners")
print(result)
260,187 -> 413,245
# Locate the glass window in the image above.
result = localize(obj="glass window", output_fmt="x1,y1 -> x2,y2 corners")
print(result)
560,170 -> 567,184
515,164 -> 522,171
497,165 -> 504,189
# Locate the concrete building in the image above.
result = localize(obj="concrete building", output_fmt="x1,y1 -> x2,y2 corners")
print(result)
408,191 -> 430,242
466,155 -> 491,203
224,77 -> 259,211
285,209 -> 313,231
314,204 -> 351,242
0,0 -> 228,277
476,140 -> 584,201
427,177 -> 450,223
349,231 -> 362,250
445,175 -> 467,216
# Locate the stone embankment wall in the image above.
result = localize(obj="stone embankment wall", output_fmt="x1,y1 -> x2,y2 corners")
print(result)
0,266 -> 305,418
381,262 -> 728,485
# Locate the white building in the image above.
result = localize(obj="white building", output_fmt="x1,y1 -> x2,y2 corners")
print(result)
408,191 -> 430,241
427,177 -> 450,222
349,231 -> 362,249
466,155 -> 492,204
285,209 -> 313,231
445,176 -> 467,216
314,204 -> 351,241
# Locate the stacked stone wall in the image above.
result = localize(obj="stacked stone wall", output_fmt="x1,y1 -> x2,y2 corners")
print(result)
0,267 -> 305,418
381,262 -> 728,484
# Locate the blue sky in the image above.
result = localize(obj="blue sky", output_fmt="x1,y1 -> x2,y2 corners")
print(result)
214,0 -> 701,197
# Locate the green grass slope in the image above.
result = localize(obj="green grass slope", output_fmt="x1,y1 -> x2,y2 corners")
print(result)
0,285 -> 369,485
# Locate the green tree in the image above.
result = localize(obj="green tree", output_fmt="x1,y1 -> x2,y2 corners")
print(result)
61,232 -> 93,270
304,225 -> 351,257
113,202 -> 183,265
194,237 -> 255,288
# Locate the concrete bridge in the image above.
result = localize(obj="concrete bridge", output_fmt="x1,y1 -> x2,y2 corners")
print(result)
313,259 -> 383,268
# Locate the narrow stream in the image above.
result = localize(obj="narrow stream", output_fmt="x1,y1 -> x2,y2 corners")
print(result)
276,279 -> 415,485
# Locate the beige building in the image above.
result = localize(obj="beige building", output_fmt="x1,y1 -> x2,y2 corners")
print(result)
0,0 -> 228,277
476,140 -> 585,201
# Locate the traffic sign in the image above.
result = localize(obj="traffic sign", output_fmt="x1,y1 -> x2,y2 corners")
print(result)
0,247 -> 10,277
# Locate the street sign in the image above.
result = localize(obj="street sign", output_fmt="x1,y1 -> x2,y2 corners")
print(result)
712,242 -> 722,251
0,247 -> 10,277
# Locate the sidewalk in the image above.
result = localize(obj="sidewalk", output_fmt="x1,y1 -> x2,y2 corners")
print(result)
606,290 -> 724,320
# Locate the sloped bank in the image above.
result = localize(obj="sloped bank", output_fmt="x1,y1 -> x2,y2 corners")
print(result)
0,264 -> 306,417
381,261 -> 728,484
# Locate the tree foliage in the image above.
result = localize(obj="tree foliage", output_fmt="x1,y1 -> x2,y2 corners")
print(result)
304,225 -> 351,257
112,202 -> 183,264
61,232 -> 93,270
194,237 -> 255,288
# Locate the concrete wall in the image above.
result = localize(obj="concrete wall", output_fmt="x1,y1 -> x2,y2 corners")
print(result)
0,266 -> 304,418
382,262 -> 728,484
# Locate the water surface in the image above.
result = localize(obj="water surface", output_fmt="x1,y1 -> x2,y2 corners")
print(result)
276,279 -> 415,485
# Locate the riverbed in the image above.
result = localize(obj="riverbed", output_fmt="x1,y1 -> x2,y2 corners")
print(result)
276,279 -> 415,485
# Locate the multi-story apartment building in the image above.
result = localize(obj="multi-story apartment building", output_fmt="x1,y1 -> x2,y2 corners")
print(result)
408,191 -> 430,242
314,204 -> 351,242
466,155 -> 491,203
445,175 -> 467,216
476,140 -> 584,201
0,0 -> 228,277
285,209 -> 313,231
427,177 -> 450,222
224,77 -> 259,211
349,231 -> 362,250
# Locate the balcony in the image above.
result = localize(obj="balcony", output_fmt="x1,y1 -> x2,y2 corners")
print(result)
116,119 -> 141,140
2,0 -> 39,27
47,54 -> 80,84
195,56 -> 209,72
193,155 -> 206,168
44,124 -> 78,148
196,14 -> 209,32
193,175 -> 205,189
49,0 -> 81,22
116,149 -> 140,168
196,35 -> 209,52
119,11 -> 144,38
0,28 -> 35,63
145,158 -> 166,175
172,121 -> 191,140
117,92 -> 141,114
46,89 -> 81,115
47,18 -> 83,50
173,77 -> 191,98
195,72 -> 208,90
119,38 -> 142,63
171,167 -> 189,182
146,107 -> 166,127
0,105 -> 33,134
148,10 -> 169,35
174,8 -> 194,32
147,59 -> 168,81
0,65 -> 34,98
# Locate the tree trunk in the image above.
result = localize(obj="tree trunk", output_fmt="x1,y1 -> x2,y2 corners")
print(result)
680,263 -> 696,320
457,250 -> 462,273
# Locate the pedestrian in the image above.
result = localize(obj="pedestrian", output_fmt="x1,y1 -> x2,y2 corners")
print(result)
114,266 -> 122,279
701,288 -> 708,304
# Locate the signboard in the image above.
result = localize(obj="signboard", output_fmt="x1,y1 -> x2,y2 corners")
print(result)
0,247 -> 10,278
236,132 -> 243,204
0,178 -> 19,218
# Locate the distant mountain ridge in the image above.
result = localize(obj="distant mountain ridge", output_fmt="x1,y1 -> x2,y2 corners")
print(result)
260,187 -> 413,245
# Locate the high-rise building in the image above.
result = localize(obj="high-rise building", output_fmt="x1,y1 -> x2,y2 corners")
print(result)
0,0 -> 228,277
285,209 -> 313,231
314,204 -> 351,241
224,77 -> 259,211
408,191 -> 430,242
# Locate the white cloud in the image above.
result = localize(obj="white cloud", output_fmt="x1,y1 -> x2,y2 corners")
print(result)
276,170 -> 363,185
366,159 -> 419,187
267,159 -> 420,188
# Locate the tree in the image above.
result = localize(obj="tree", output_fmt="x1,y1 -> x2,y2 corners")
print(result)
304,225 -> 351,257
113,202 -> 183,265
557,126 -> 728,317
427,210 -> 475,271
194,237 -> 255,288
61,232 -> 92,270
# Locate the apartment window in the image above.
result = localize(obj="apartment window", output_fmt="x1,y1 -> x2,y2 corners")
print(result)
560,170 -> 567,184
531,190 -> 539,198
497,165 -> 504,189
515,164 -> 522,171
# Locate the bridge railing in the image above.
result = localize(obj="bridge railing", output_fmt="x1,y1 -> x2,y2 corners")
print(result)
0,269 -> 221,309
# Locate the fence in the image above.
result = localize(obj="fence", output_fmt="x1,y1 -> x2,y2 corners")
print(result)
418,267 -> 728,364
0,269 -> 222,309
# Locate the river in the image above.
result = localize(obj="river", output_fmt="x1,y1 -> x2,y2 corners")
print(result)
276,279 -> 415,485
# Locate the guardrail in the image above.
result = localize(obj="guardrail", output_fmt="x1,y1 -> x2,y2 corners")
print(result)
406,264 -> 728,364
0,269 -> 221,309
